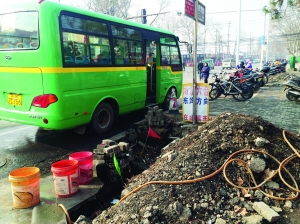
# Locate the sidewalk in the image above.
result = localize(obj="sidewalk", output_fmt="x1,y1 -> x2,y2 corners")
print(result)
0,175 -> 102,223
208,85 -> 300,134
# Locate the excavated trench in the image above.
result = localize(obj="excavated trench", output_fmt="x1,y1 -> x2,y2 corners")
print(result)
69,111 -> 193,222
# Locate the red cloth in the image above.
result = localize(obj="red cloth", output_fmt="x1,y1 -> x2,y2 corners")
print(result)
148,127 -> 161,139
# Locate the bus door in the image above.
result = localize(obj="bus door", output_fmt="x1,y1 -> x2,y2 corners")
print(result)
146,40 -> 157,104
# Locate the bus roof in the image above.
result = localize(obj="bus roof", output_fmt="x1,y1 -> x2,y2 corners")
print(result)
1,0 -> 176,37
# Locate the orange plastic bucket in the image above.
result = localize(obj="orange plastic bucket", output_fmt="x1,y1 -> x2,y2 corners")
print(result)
9,167 -> 40,208
69,151 -> 93,185
51,160 -> 79,198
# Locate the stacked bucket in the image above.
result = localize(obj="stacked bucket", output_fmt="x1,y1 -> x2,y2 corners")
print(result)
8,151 -> 94,208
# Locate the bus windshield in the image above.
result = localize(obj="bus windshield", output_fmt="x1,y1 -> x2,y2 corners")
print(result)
0,11 -> 39,50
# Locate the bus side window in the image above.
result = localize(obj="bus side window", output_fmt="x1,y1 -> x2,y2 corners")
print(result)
161,45 -> 171,65
64,42 -> 75,65
113,39 -> 127,65
89,36 -> 111,66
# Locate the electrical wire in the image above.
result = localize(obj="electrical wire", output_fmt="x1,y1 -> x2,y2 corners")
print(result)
119,129 -> 300,203
58,204 -> 74,224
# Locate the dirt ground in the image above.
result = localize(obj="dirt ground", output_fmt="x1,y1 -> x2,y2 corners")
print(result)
91,111 -> 300,224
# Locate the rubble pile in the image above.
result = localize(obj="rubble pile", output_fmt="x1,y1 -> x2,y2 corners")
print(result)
92,112 -> 300,224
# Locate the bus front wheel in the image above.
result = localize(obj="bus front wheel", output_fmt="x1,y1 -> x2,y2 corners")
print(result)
90,103 -> 115,134
162,88 -> 176,111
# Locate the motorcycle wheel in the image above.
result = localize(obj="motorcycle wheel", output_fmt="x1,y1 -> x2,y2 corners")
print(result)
232,84 -> 253,101
253,82 -> 260,91
286,92 -> 300,101
259,80 -> 264,87
209,85 -> 221,100
262,74 -> 268,85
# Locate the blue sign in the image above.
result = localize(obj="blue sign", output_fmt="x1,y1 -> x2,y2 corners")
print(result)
260,36 -> 265,45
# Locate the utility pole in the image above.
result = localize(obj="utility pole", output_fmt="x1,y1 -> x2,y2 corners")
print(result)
260,12 -> 266,68
203,29 -> 207,59
235,0 -> 241,65
249,33 -> 252,58
218,31 -> 221,60
227,21 -> 231,57
214,30 -> 217,61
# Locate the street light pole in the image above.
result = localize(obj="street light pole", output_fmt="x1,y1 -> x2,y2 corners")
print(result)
193,0 -> 198,125
265,13 -> 269,62
235,0 -> 241,65
260,12 -> 266,68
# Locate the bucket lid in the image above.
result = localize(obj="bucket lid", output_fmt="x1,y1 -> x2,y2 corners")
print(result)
69,151 -> 93,160
51,160 -> 79,174
9,167 -> 40,182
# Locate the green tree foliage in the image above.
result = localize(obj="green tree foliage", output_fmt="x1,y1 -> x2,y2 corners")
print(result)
263,0 -> 300,19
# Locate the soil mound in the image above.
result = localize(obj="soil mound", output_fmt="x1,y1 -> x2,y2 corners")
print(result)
93,112 -> 300,224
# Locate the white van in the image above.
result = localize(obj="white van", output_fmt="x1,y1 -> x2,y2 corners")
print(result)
222,58 -> 235,69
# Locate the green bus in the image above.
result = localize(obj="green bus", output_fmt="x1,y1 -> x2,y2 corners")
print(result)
0,0 -> 183,134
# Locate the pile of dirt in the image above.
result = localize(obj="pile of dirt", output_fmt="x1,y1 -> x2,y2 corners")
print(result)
92,112 -> 300,224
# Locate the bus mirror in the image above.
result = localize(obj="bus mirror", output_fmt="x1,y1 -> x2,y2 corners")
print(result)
187,44 -> 192,54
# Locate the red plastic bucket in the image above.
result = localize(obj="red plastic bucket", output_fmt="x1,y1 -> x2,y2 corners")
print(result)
51,160 -> 79,198
69,151 -> 93,185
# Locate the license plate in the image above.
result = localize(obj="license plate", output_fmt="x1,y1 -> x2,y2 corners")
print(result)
8,93 -> 22,106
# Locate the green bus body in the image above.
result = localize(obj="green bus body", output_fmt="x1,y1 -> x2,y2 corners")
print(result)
0,1 -> 182,133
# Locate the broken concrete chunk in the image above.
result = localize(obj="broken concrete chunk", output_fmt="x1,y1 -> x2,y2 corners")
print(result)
242,215 -> 263,224
253,202 -> 280,222
255,137 -> 270,147
102,139 -> 117,146
173,201 -> 183,215
103,145 -> 120,154
248,157 -> 266,173
118,142 -> 129,152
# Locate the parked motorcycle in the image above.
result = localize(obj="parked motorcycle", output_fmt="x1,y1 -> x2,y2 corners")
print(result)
209,73 -> 254,101
284,76 -> 300,101
261,66 -> 279,76
254,68 -> 269,86
261,62 -> 286,76
230,69 -> 261,91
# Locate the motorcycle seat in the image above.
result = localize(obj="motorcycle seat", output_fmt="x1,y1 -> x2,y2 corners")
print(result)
261,67 -> 270,73
242,75 -> 253,79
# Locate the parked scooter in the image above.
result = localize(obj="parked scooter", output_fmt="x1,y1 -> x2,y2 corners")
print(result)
284,76 -> 300,101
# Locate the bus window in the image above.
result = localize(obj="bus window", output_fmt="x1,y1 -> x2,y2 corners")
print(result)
61,15 -> 108,35
89,36 -> 111,65
61,14 -> 111,66
161,45 -> 170,65
128,40 -> 143,65
111,25 -> 143,65
62,32 -> 91,65
160,36 -> 180,65
113,39 -> 128,65
170,46 -> 180,64
146,41 -> 156,63
0,11 -> 39,50
111,25 -> 141,40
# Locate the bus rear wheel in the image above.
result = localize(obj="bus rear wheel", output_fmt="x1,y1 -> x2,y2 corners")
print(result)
90,102 -> 115,134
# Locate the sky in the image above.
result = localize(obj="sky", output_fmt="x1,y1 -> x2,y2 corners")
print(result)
2,0 -> 270,54
134,0 -> 270,54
